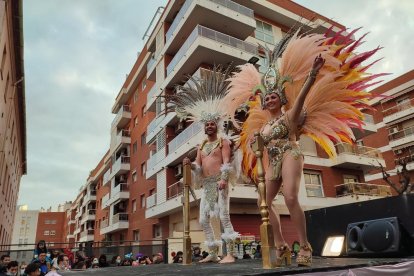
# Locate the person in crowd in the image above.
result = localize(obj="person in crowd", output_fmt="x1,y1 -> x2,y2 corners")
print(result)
24,263 -> 40,276
62,249 -> 73,267
121,259 -> 132,266
19,262 -> 27,276
138,256 -> 152,265
0,255 -> 10,273
192,247 -> 202,262
91,258 -> 99,268
254,245 -> 262,259
152,253 -> 163,264
32,252 -> 50,276
33,241 -> 47,260
201,251 -> 208,260
172,251 -> 183,264
98,255 -> 109,268
55,255 -> 70,271
114,256 -> 122,266
71,261 -> 86,270
0,261 -> 18,276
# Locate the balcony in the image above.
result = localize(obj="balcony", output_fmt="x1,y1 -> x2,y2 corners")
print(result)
111,105 -> 131,129
383,98 -> 414,124
335,182 -> 392,198
103,169 -> 111,187
146,147 -> 166,179
146,193 -> 157,208
167,181 -> 183,200
352,113 -> 377,140
162,122 -> 204,167
83,190 -> 96,206
100,213 -> 129,235
146,84 -> 161,112
80,209 -> 96,225
146,115 -> 165,143
110,156 -> 130,178
164,0 -> 255,55
79,229 -> 95,242
106,183 -> 129,207
331,143 -> 385,170
389,126 -> 414,149
102,193 -> 110,209
112,130 -> 131,153
164,24 -> 258,89
146,56 -> 157,81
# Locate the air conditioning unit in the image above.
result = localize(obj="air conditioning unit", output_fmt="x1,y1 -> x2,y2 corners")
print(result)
389,127 -> 399,134
175,164 -> 183,178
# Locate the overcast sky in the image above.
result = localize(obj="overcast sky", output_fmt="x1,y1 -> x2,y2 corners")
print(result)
19,0 -> 414,210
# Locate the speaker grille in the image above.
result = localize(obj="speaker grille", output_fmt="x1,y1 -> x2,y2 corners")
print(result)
362,220 -> 396,252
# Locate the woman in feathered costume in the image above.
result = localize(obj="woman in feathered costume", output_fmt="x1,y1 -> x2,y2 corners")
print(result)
223,28 -> 384,267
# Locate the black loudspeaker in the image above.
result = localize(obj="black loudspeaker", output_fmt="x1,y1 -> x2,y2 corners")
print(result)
346,217 -> 403,256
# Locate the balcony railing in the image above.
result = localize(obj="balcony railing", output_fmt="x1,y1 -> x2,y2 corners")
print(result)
166,0 -> 253,43
168,122 -> 203,153
336,143 -> 383,159
165,0 -> 192,42
382,99 -> 414,117
335,182 -> 392,197
101,219 -> 109,229
146,193 -> 157,208
112,183 -> 129,194
113,213 -> 129,223
167,181 -> 183,200
103,170 -> 111,185
147,148 -> 166,169
147,57 -> 156,73
147,84 -> 159,102
112,156 -> 130,174
80,229 -> 95,238
362,113 -> 374,124
148,115 -> 164,134
111,105 -> 131,128
389,126 -> 414,141
166,25 -> 257,75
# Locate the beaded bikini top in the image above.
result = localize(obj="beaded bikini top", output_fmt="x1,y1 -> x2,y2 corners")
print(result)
261,117 -> 289,145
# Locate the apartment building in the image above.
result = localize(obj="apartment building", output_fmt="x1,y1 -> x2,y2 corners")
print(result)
66,0 -> 395,249
10,206 -> 39,263
0,0 -> 26,249
363,70 -> 414,187
35,211 -> 66,249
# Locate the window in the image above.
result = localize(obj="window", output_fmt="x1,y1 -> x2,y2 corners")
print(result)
132,171 -> 137,183
50,230 -> 56,236
257,56 -> 267,74
44,230 -> 50,236
343,175 -> 358,184
140,194 -> 146,208
51,220 -> 57,224
142,78 -> 147,90
141,105 -> 146,117
141,162 -> 146,176
133,91 -> 139,103
255,19 -> 274,44
141,132 -> 146,146
304,171 -> 324,197
133,230 -> 140,242
45,220 -> 51,224
132,199 -> 137,212
134,116 -> 139,126
153,224 -> 161,238
133,142 -> 138,154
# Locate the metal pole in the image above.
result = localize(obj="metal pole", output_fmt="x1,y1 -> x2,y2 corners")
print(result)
251,132 -> 277,269
182,163 -> 192,265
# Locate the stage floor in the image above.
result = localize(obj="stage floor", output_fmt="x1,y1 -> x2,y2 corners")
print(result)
60,257 -> 414,275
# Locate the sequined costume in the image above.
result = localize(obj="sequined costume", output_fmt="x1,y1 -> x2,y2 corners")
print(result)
261,114 -> 302,180
194,139 -> 239,259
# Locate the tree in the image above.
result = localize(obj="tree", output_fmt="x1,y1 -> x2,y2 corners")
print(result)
379,157 -> 413,194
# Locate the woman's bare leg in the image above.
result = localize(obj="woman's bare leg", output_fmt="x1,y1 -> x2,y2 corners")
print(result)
281,154 -> 310,257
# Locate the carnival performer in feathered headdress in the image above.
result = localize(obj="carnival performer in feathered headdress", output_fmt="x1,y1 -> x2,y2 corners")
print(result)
167,66 -> 240,264
222,27 -> 385,267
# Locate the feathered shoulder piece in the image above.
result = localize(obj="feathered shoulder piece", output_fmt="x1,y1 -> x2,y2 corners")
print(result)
222,27 -> 386,180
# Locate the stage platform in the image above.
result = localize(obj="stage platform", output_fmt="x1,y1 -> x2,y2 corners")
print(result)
60,257 -> 414,275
